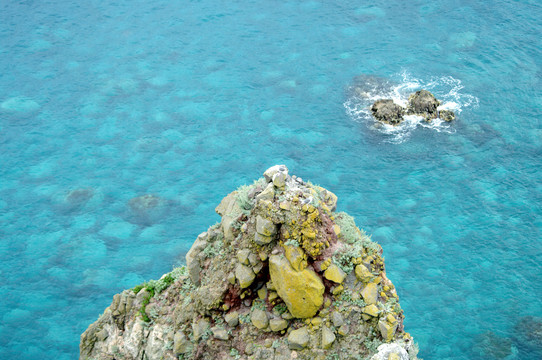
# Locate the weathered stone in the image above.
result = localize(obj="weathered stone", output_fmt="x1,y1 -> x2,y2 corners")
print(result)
256,182 -> 275,202
248,252 -> 259,266
237,249 -> 251,265
321,326 -> 336,349
362,304 -> 380,317
269,255 -> 325,318
338,324 -> 349,336
331,312 -> 345,327
371,99 -> 404,125
192,318 -> 210,341
251,309 -> 269,329
269,318 -> 289,332
323,263 -> 346,283
95,329 -> 108,342
355,264 -> 373,283
273,171 -> 288,189
311,317 -> 323,327
173,332 -> 193,355
314,186 -> 338,212
211,326 -> 229,340
224,311 -> 239,327
185,233 -> 207,285
264,165 -> 289,182
254,232 -> 274,245
439,109 -> 455,122
407,90 -> 439,120
235,263 -> 256,289
361,283 -> 378,305
378,318 -> 398,342
288,327 -> 310,350
258,286 -> 268,300
284,245 -> 306,271
256,215 -> 277,237
227,272 -> 236,285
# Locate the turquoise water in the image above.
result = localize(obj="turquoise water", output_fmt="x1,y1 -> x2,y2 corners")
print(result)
1,0 -> 541,359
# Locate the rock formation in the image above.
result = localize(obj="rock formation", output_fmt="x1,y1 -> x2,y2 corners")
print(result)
80,165 -> 420,360
371,90 -> 455,126
371,99 -> 405,125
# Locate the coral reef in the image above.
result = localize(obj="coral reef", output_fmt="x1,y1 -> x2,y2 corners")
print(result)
80,166 -> 419,360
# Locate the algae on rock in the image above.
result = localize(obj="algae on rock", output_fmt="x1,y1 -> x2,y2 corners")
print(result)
80,165 -> 420,360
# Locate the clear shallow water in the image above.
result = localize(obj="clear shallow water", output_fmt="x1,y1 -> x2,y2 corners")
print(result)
0,0 -> 540,359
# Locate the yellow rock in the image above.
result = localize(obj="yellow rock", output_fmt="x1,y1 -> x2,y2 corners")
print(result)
268,291 -> 278,302
355,264 -> 373,283
258,286 -> 268,300
321,325 -> 336,349
332,285 -> 344,295
387,314 -> 397,324
269,255 -> 324,318
378,318 -> 398,342
388,354 -> 400,360
323,264 -> 346,284
311,317 -> 323,326
235,263 -> 256,289
337,324 -> 349,336
333,224 -> 341,237
284,245 -> 307,271
361,283 -> 378,304
362,304 -> 380,317
302,229 -> 316,239
279,201 -> 291,210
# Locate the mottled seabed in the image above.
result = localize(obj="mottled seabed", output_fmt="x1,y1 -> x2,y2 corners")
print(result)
0,0 -> 541,359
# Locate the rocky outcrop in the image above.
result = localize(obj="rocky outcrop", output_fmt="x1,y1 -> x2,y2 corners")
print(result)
80,166 -> 420,360
371,90 -> 455,126
406,90 -> 440,120
371,99 -> 405,125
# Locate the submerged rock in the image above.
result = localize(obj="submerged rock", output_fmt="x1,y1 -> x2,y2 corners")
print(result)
472,331 -> 514,359
513,316 -> 542,356
80,165 -> 419,360
128,194 -> 169,225
347,74 -> 394,100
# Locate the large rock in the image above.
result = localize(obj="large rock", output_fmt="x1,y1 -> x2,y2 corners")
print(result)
80,165 -> 420,360
269,255 -> 324,318
371,99 -> 404,125
407,90 -> 440,120
288,327 -> 310,350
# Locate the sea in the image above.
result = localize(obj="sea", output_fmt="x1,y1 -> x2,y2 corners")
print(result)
0,0 -> 540,359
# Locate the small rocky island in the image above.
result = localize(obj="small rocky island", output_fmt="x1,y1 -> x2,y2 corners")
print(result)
80,166 -> 420,360
371,90 -> 455,125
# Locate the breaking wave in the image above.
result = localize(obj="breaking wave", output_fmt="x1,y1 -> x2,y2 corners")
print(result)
344,71 -> 479,143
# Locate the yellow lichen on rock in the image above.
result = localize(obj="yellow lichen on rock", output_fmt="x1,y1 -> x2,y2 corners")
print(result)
323,263 -> 346,284
361,282 -> 378,304
284,244 -> 307,271
269,254 -> 324,318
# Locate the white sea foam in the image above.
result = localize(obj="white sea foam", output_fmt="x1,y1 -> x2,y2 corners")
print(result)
344,71 -> 479,143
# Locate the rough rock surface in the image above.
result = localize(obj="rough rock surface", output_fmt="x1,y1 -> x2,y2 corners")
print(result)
80,166 -> 420,360
369,89 -> 455,126
406,90 -> 440,120
371,99 -> 404,125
